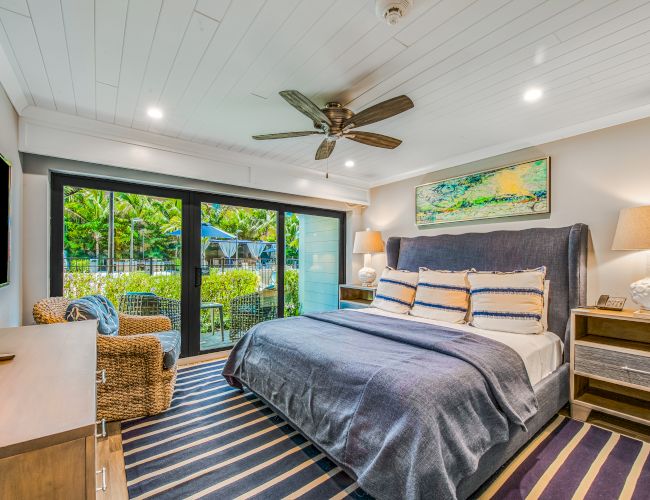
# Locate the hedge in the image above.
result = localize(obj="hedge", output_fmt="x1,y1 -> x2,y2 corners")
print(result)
64,268 -> 301,331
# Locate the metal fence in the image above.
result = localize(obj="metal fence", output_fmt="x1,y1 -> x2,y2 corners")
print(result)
65,257 -> 299,275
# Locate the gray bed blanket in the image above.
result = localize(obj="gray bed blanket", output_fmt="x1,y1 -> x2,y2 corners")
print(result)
223,310 -> 538,499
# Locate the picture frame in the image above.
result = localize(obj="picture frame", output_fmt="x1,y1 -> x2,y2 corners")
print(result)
415,157 -> 550,226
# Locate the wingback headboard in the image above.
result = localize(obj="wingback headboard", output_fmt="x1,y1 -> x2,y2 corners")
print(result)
386,224 -> 588,354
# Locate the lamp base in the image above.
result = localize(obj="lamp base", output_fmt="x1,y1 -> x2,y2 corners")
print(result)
630,277 -> 650,312
358,267 -> 377,287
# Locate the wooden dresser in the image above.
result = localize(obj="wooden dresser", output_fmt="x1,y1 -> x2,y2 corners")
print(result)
570,308 -> 650,426
0,320 -> 103,499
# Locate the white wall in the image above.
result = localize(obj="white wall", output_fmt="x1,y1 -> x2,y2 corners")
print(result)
0,85 -> 22,327
357,117 -> 650,306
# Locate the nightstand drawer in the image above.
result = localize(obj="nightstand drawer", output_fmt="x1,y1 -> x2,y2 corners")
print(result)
575,344 -> 650,389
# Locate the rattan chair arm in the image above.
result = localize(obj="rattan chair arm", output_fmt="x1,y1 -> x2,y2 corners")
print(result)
118,313 -> 172,336
96,333 -> 164,368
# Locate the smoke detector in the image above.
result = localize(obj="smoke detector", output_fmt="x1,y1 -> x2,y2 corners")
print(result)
376,0 -> 413,26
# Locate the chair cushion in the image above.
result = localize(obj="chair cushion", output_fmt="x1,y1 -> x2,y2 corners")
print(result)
150,330 -> 181,370
65,295 -> 119,336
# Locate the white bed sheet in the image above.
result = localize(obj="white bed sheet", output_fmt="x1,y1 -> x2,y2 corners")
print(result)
355,307 -> 563,386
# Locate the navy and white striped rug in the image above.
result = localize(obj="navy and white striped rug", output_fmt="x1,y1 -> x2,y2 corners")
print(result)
122,360 -> 650,499
121,360 -> 369,499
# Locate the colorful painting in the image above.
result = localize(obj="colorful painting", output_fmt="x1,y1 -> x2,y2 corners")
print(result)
415,157 -> 550,226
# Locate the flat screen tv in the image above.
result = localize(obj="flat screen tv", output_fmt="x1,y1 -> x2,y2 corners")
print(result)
0,154 -> 9,287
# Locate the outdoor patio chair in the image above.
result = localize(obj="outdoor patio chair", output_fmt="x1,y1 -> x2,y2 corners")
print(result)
229,288 -> 278,342
119,292 -> 181,331
33,296 -> 179,421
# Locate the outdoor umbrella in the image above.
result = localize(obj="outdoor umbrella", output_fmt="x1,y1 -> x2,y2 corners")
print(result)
168,223 -> 236,264
168,223 -> 235,239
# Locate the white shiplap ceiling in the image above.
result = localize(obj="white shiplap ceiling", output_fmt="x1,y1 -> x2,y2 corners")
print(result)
2,0 -> 650,187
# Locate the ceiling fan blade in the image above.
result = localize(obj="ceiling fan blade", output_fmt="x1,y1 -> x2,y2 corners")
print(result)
343,95 -> 413,129
345,131 -> 402,149
252,131 -> 322,140
315,139 -> 335,160
279,90 -> 332,127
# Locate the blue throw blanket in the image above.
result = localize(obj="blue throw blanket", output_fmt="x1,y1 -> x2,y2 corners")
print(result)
223,310 -> 538,499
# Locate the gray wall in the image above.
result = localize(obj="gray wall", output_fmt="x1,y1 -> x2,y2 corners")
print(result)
0,85 -> 22,327
21,153 -> 361,324
356,117 -> 650,306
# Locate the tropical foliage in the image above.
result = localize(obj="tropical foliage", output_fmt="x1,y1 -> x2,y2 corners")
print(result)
64,188 -> 300,262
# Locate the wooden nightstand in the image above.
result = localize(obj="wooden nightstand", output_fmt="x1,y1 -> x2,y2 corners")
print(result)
570,308 -> 650,426
339,284 -> 377,309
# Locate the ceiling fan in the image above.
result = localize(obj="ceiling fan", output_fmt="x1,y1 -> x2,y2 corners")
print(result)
252,90 -> 414,160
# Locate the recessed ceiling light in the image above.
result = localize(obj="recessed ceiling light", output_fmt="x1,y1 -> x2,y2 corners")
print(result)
345,160 -> 355,168
147,106 -> 163,119
523,87 -> 543,103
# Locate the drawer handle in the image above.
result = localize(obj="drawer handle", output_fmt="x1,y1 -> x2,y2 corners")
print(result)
96,418 -> 107,438
622,366 -> 650,376
96,466 -> 107,492
96,369 -> 106,384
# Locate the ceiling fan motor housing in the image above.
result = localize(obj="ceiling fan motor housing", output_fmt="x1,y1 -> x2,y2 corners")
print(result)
375,0 -> 413,26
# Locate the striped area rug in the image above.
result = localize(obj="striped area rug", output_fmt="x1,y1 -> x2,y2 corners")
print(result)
122,360 -> 650,500
121,360 -> 369,499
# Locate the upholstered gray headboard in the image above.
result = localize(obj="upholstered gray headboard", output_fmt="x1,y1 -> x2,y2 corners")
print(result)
386,224 -> 588,353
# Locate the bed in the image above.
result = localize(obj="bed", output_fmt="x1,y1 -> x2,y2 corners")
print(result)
223,224 -> 588,499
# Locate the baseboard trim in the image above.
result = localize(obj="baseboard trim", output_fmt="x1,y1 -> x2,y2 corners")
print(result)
178,351 -> 230,367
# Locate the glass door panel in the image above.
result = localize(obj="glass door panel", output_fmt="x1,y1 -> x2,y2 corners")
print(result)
198,202 -> 278,351
62,186 -> 183,335
284,212 -> 340,316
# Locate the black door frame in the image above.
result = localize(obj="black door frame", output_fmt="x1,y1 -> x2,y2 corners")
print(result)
50,173 -> 346,358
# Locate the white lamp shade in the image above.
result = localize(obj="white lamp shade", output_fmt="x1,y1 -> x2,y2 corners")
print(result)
612,206 -> 650,250
353,230 -> 384,254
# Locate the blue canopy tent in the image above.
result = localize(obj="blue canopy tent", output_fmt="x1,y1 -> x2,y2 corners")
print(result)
168,223 -> 236,265
168,223 -> 235,240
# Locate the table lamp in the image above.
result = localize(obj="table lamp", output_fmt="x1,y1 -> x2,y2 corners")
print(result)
612,205 -> 650,316
353,229 -> 385,286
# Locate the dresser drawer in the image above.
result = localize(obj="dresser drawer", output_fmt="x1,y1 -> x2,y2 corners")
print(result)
575,344 -> 650,389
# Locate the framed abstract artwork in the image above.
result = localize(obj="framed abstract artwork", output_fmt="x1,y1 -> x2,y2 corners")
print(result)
415,157 -> 550,226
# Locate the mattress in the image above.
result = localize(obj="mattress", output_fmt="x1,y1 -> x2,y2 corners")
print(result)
357,307 -> 563,386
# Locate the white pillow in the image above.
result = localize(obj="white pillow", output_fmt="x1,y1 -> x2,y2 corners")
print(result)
468,267 -> 546,334
371,267 -> 418,314
410,268 -> 470,323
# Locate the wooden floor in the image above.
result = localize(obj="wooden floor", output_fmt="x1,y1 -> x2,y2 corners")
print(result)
98,367 -> 650,499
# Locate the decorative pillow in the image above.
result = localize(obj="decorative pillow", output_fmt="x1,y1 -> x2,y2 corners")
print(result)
410,268 -> 470,323
65,295 -> 119,336
468,267 -> 546,334
371,267 -> 418,314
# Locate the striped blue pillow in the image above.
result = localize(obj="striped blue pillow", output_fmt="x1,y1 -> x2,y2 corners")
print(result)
468,267 -> 546,334
410,268 -> 470,323
371,268 -> 418,314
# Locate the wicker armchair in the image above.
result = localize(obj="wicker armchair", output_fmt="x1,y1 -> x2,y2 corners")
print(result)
32,296 -> 178,421
229,288 -> 278,342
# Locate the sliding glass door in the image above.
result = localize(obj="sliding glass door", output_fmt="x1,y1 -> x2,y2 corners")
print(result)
196,201 -> 278,351
52,174 -> 345,358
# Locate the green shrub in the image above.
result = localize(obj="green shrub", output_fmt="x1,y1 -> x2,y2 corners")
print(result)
284,268 -> 301,316
64,269 -> 259,331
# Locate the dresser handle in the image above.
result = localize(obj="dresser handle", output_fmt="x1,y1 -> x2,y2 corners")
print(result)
96,369 -> 106,384
623,366 -> 650,376
96,467 -> 107,492
96,418 -> 107,438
